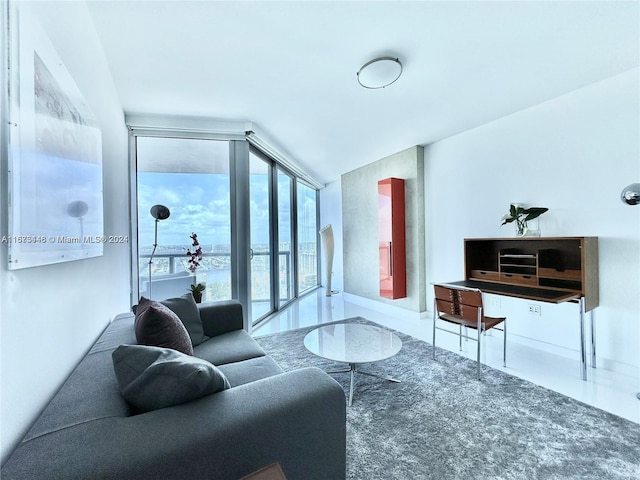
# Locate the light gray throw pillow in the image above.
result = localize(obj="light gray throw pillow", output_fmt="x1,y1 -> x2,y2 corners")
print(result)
112,344 -> 230,413
161,294 -> 207,346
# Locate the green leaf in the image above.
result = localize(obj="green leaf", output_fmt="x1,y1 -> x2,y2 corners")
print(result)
522,207 -> 548,221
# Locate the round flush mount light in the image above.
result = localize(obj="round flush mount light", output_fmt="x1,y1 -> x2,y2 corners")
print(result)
357,57 -> 403,89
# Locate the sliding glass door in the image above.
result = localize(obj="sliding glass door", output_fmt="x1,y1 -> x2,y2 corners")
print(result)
277,169 -> 295,306
249,152 -> 274,322
136,137 -> 231,303
133,134 -> 320,328
297,181 -> 319,294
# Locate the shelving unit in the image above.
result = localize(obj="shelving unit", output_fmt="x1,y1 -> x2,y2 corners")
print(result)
498,251 -> 538,286
464,237 -> 598,311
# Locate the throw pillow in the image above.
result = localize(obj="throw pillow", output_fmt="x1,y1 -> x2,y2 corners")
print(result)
134,297 -> 194,355
160,293 -> 206,346
112,344 -> 230,413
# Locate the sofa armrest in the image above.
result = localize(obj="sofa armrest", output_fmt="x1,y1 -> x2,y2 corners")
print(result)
198,299 -> 244,337
1,368 -> 346,480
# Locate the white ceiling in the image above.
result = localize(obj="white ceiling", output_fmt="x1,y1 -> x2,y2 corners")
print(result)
86,0 -> 639,186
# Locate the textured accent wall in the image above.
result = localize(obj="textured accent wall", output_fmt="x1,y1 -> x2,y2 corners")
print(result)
342,146 -> 426,312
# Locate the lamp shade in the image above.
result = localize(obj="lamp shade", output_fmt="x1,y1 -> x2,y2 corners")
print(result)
150,204 -> 171,220
620,183 -> 640,206
357,57 -> 403,89
67,200 -> 89,218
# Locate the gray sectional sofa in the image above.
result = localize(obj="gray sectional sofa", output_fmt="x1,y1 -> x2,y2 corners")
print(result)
1,300 -> 347,480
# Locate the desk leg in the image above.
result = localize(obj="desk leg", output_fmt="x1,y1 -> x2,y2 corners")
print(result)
590,309 -> 596,369
579,297 -> 587,381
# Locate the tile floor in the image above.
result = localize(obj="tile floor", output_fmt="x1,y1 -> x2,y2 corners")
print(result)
253,289 -> 640,424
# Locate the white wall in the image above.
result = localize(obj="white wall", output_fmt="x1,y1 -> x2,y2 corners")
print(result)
0,1 -> 130,462
424,69 -> 640,376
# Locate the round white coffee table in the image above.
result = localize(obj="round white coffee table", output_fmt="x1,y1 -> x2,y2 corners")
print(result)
303,322 -> 402,406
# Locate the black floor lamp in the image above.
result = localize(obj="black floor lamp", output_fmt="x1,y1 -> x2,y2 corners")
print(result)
620,183 -> 640,401
148,204 -> 171,299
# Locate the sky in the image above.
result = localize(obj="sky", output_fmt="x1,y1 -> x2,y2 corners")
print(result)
137,171 -> 317,251
138,172 -> 232,249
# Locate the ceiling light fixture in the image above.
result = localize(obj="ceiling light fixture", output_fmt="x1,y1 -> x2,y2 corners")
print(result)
357,57 -> 403,89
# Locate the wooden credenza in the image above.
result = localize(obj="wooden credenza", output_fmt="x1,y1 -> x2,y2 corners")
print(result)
464,237 -> 599,311
445,237 -> 599,381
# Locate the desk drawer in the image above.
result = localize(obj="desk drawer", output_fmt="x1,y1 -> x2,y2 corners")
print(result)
470,270 -> 500,281
538,267 -> 581,281
500,272 -> 538,286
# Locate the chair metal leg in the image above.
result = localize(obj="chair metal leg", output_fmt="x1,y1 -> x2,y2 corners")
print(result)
459,324 -> 463,351
432,299 -> 437,360
477,327 -> 482,379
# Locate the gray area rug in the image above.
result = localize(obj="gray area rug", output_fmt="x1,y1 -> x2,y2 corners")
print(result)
254,317 -> 640,480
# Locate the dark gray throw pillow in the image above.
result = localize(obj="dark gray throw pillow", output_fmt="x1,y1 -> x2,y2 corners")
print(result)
134,297 -> 194,355
161,293 -> 207,346
112,344 -> 230,413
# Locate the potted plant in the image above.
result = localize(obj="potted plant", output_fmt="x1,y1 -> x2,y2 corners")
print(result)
186,232 -> 205,302
501,204 -> 548,236
189,283 -> 206,303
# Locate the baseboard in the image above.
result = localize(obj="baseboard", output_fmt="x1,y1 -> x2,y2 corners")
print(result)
424,308 -> 638,379
343,293 -> 425,321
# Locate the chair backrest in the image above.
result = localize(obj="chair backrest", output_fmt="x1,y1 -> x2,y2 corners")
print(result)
434,284 -> 483,323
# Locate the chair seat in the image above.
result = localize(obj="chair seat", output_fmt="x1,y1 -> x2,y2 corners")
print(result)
438,313 -> 506,330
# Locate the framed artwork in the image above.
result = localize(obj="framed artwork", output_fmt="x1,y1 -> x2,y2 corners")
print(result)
7,6 -> 104,269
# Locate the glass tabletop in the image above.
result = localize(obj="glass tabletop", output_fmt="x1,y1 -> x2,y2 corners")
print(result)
304,322 -> 402,364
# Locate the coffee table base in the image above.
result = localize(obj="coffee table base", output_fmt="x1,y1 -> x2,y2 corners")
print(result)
328,363 -> 400,407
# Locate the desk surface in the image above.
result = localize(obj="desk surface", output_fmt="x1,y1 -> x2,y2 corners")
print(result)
446,280 -> 581,304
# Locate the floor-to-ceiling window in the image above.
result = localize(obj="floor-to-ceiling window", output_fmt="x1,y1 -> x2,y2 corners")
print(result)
277,168 -> 295,306
249,151 -> 274,322
136,137 -> 232,303
297,181 -> 319,294
132,132 -> 320,328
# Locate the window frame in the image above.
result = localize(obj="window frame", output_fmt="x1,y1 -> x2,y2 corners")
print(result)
128,128 -> 321,331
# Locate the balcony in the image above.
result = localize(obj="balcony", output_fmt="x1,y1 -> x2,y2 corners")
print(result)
139,249 -> 317,317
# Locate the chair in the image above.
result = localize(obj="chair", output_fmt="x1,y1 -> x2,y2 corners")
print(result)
432,284 -> 507,378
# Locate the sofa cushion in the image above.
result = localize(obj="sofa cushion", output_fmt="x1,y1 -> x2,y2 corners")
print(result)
217,356 -> 283,387
193,329 -> 266,366
160,293 -> 207,346
112,344 -> 230,413
134,297 -> 193,355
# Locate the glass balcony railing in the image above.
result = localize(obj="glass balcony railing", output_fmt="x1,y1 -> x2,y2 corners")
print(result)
138,250 -> 317,304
